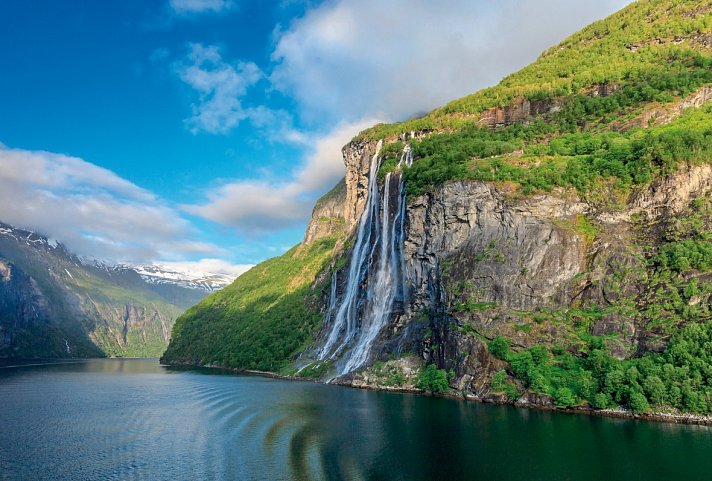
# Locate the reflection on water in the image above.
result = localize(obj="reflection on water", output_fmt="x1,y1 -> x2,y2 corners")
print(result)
0,359 -> 710,481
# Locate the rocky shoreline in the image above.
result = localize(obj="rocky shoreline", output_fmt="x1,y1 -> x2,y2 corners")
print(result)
162,361 -> 712,427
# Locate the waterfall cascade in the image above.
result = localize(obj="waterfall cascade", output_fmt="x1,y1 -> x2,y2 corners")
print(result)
319,142 -> 411,374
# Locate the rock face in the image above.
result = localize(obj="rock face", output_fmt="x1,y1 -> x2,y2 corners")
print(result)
0,257 -> 103,358
478,97 -> 561,128
304,180 -> 348,244
342,140 -> 381,229
314,137 -> 712,398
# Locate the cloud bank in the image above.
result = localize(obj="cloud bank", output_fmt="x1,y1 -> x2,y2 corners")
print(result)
176,43 -> 263,134
0,144 -> 224,263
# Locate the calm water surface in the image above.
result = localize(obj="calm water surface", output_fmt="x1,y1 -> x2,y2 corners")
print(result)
0,359 -> 710,481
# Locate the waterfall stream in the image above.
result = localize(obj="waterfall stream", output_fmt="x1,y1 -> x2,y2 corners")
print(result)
319,141 -> 410,374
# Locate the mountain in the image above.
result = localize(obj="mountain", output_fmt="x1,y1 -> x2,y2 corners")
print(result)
163,0 -> 712,418
131,264 -> 234,293
0,222 -> 214,358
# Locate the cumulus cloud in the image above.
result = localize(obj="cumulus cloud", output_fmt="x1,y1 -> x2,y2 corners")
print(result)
184,118 -> 378,234
176,43 -> 262,134
270,0 -> 632,123
170,0 -> 234,15
0,144 -> 225,263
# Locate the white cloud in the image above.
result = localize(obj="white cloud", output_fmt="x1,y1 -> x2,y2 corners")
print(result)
270,0 -> 633,123
184,118 -> 378,233
176,43 -> 262,134
170,0 -> 234,15
0,144 -> 225,263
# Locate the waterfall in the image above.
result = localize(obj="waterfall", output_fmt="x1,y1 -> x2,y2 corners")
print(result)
320,141 -> 409,374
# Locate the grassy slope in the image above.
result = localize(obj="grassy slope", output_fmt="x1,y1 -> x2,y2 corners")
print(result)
161,237 -> 337,371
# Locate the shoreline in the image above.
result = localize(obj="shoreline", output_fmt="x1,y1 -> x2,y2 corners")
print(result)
162,360 -> 712,427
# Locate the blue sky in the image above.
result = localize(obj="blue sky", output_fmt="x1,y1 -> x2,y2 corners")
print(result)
0,0 -> 631,276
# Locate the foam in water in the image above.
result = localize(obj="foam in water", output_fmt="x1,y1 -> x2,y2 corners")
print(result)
320,141 -> 409,374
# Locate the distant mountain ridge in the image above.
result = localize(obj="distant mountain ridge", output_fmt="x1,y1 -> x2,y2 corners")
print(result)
0,221 -> 230,358
130,264 -> 234,292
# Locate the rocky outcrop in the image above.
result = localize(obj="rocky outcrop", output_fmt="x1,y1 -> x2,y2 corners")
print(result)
342,140 -> 380,229
304,180 -> 348,244
478,97 -> 561,128
613,84 -> 712,131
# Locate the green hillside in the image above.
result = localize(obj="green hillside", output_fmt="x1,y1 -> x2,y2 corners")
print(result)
362,0 -> 712,140
161,237 -> 336,371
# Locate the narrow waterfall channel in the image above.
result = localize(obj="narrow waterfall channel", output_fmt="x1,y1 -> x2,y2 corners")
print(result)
319,142 -> 411,374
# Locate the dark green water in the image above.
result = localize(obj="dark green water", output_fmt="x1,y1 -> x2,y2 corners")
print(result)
0,359 -> 709,481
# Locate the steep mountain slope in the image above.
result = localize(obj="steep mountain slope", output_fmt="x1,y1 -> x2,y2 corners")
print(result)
163,0 -> 712,418
0,223 -> 211,358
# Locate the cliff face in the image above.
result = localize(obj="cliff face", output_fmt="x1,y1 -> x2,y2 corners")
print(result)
314,142 -> 711,401
0,258 -> 102,358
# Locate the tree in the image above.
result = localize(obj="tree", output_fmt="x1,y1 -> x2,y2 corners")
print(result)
555,387 -> 577,408
417,364 -> 451,393
643,375 -> 667,406
629,391 -> 650,414
592,392 -> 613,409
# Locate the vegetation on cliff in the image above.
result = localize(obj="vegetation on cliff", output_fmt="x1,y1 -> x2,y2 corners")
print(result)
483,193 -> 711,414
403,104 -> 712,198
488,320 -> 711,414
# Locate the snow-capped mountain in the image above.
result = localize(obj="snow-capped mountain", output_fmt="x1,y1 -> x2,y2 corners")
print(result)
131,264 -> 235,293
1,223 -> 236,293
0,224 -> 63,252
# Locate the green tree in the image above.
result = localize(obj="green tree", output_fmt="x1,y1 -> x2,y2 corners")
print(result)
643,375 -> 667,406
417,364 -> 452,393
555,387 -> 577,408
629,391 -> 650,414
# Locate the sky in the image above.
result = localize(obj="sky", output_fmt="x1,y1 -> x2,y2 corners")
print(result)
0,0 -> 632,276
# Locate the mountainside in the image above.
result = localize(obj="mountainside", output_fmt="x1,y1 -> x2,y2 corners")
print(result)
0,222 -> 211,358
163,0 -> 712,419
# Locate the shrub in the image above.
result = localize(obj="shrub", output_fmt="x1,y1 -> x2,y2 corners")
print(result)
555,387 -> 577,408
488,335 -> 512,360
629,391 -> 650,414
417,364 -> 453,393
